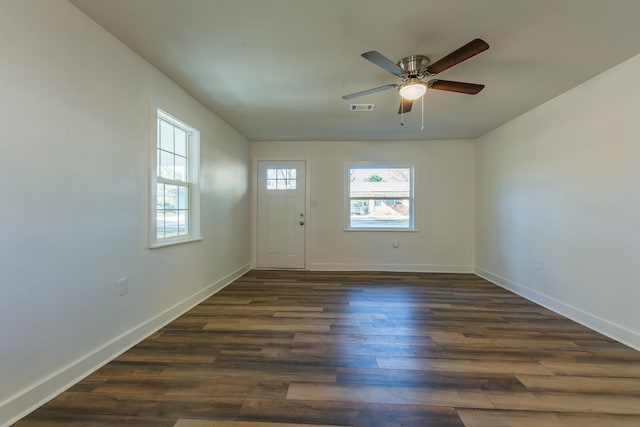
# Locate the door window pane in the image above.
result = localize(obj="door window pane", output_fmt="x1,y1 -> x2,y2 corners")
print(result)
266,168 -> 297,190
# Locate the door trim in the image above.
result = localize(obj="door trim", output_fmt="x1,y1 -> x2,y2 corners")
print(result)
251,155 -> 310,269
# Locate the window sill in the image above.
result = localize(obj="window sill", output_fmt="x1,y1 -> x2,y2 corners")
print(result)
344,228 -> 418,232
148,236 -> 203,249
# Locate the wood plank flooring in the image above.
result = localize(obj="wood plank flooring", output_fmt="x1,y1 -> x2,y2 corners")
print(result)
14,270 -> 640,426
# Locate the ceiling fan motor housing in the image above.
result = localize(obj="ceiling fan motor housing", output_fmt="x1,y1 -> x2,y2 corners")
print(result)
398,55 -> 431,79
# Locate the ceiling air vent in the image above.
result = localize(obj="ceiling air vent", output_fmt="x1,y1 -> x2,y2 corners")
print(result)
349,103 -> 375,112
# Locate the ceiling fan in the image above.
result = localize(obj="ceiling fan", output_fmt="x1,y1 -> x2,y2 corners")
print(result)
343,39 -> 489,114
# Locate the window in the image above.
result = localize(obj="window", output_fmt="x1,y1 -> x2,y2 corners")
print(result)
266,168 -> 297,190
347,165 -> 414,230
149,109 -> 201,247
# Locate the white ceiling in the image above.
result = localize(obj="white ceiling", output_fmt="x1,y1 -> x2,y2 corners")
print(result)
69,0 -> 640,141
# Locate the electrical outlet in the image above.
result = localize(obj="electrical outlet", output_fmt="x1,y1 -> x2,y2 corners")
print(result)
116,278 -> 128,296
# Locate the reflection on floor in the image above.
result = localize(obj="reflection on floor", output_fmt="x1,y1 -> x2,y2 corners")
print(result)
15,270 -> 640,427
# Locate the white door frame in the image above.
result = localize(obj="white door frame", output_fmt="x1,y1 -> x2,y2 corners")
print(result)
251,156 -> 311,269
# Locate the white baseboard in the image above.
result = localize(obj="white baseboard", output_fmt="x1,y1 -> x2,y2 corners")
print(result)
474,267 -> 640,352
308,262 -> 473,273
1,263 -> 250,427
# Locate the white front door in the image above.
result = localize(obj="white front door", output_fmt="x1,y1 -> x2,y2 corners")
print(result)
257,160 -> 306,269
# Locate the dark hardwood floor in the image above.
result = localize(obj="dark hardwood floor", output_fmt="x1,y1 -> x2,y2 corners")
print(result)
15,270 -> 640,426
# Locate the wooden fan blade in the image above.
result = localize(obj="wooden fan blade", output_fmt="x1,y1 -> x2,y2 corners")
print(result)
342,84 -> 397,100
429,80 -> 485,94
398,99 -> 414,114
427,39 -> 489,75
362,51 -> 405,76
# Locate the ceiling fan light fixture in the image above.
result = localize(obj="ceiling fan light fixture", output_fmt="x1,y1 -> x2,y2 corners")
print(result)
399,82 -> 426,100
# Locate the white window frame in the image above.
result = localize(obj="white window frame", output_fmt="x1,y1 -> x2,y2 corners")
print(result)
148,108 -> 202,248
345,162 -> 416,231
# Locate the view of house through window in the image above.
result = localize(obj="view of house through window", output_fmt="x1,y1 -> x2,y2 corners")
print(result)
157,116 -> 190,239
347,166 -> 414,230
150,109 -> 201,247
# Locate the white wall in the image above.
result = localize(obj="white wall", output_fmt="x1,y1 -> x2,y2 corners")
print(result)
475,53 -> 640,350
252,140 -> 475,272
0,1 -> 250,424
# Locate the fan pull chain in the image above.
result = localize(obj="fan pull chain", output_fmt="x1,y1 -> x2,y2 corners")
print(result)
420,94 -> 424,131
400,97 -> 405,126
